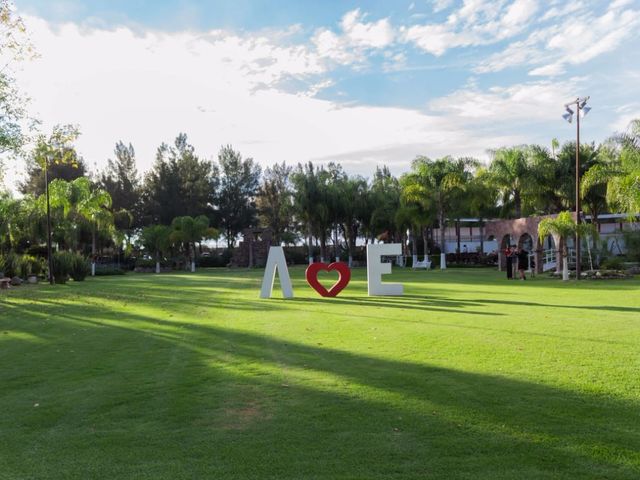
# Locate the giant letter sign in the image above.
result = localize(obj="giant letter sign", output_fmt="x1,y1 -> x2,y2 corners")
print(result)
260,246 -> 294,298
366,243 -> 404,296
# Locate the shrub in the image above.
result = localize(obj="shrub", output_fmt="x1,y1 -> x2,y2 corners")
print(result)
601,256 -> 624,270
51,252 -> 75,284
623,229 -> 640,262
198,250 -> 232,268
0,252 -> 20,278
70,254 -> 90,281
95,267 -> 126,276
135,258 -> 158,269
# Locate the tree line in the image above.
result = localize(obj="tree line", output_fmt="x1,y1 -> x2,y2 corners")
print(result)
1,119 -> 639,273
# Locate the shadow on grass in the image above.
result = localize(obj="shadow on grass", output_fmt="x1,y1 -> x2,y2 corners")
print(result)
1,290 -> 639,479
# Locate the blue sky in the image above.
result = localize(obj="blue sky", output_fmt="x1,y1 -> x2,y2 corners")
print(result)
8,0 -> 640,182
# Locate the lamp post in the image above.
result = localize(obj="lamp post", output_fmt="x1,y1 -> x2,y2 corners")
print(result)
44,154 -> 54,285
562,96 -> 591,280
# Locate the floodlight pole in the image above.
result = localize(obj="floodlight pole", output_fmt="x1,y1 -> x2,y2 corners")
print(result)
44,155 -> 54,285
564,96 -> 589,280
575,99 -> 581,281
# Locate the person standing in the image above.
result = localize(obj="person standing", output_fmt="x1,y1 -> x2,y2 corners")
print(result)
505,245 -> 513,280
517,247 -> 529,280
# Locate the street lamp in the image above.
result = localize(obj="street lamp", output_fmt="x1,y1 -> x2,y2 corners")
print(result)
562,96 -> 590,280
44,153 -> 54,285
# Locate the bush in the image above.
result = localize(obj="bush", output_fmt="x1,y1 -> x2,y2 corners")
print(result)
18,255 -> 44,278
135,258 -> 159,269
623,229 -> 640,262
95,267 -> 126,276
601,256 -> 624,270
282,248 -> 308,265
51,252 -> 74,284
198,250 -> 232,268
70,254 -> 90,281
0,252 -> 20,278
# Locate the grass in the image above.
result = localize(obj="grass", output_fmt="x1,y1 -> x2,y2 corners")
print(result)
1,266 -> 639,479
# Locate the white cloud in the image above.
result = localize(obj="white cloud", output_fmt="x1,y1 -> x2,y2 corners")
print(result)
404,0 -> 538,56
528,62 -> 565,76
540,1 -> 585,21
476,1 -> 640,75
6,15 -> 522,188
611,103 -> 640,132
428,78 -> 583,124
432,0 -> 454,13
312,9 -> 394,65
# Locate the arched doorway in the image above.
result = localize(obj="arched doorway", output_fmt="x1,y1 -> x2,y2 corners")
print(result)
518,233 -> 533,252
501,234 -> 514,249
541,234 -> 555,251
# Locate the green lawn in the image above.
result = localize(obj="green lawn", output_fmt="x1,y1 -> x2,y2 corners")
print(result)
1,267 -> 639,479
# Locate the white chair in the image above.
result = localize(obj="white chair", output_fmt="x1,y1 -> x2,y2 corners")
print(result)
412,257 -> 431,269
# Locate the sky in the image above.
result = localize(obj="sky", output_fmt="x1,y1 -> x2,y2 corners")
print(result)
4,0 -> 640,187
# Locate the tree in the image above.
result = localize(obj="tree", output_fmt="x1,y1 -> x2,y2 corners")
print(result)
583,119 -> 640,217
489,146 -> 544,218
335,175 -> 369,266
170,215 -> 218,272
72,178 -> 114,276
140,225 -> 172,274
538,211 -> 592,281
142,133 -> 215,225
20,125 -> 86,196
291,162 -> 321,263
368,166 -> 401,243
215,145 -> 261,248
552,142 -> 604,220
466,168 -> 499,254
41,178 -> 114,272
99,141 -> 141,229
399,173 -> 434,262
0,0 -> 36,158
402,157 -> 473,268
256,162 -> 293,245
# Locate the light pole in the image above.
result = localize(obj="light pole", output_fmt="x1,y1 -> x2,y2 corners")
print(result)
562,96 -> 591,280
44,153 -> 54,285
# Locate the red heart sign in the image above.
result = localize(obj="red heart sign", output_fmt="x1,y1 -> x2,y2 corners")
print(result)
305,262 -> 351,297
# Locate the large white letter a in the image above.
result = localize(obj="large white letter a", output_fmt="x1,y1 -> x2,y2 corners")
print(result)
260,246 -> 294,299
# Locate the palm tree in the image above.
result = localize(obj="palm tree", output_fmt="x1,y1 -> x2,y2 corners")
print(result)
170,215 -> 218,272
71,178 -> 113,276
40,178 -> 114,272
538,211 -> 593,281
369,166 -> 401,244
335,176 -> 368,267
466,168 -> 498,254
402,156 -> 474,269
489,146 -> 548,218
582,120 -> 640,216
140,224 -> 172,273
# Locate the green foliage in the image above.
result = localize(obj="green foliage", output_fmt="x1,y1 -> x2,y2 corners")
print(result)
94,266 -> 126,276
256,162 -> 293,244
139,224 -> 172,261
70,254 -> 90,281
623,229 -> 640,262
49,251 -> 89,283
19,254 -> 42,277
600,256 -> 625,270
215,145 -> 261,248
20,125 -> 86,196
51,251 -> 74,284
0,252 -> 19,277
141,133 -> 215,224
0,1 -> 36,155
98,141 -> 141,229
